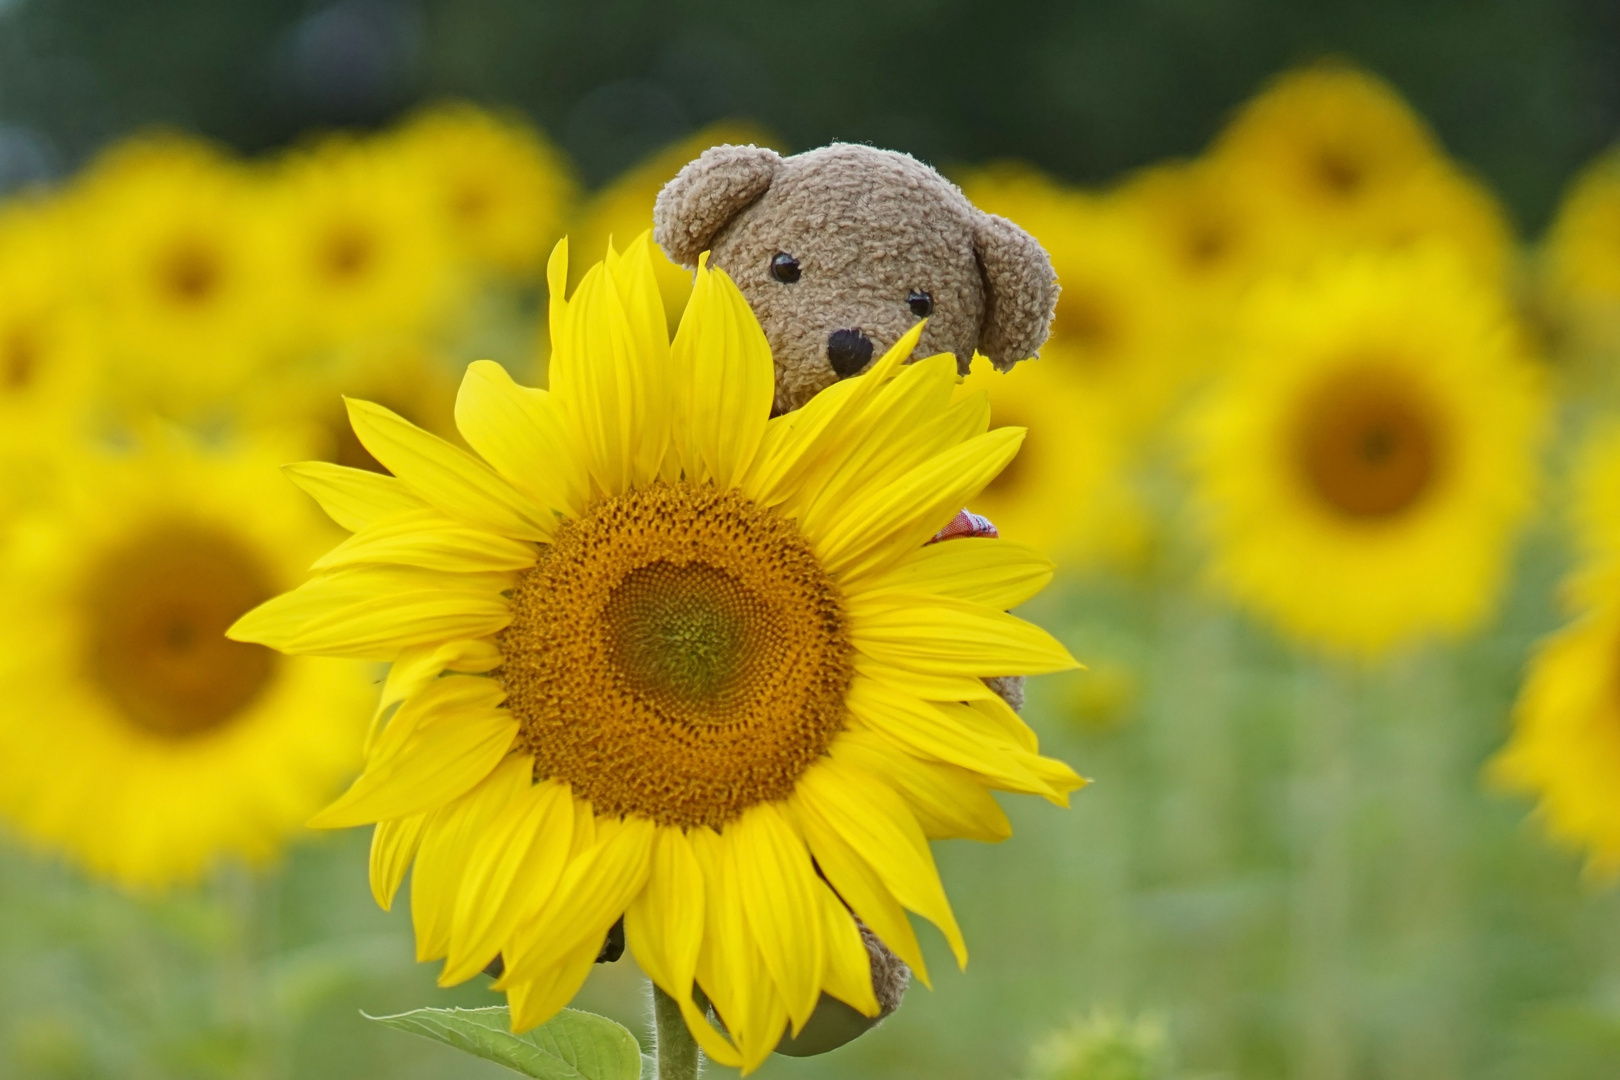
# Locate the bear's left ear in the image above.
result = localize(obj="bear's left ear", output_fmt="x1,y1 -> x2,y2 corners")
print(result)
654,144 -> 784,268
973,211 -> 1059,371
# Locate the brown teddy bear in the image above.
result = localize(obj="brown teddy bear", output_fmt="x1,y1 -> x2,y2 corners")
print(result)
651,141 -> 1060,1057
652,141 -> 1059,413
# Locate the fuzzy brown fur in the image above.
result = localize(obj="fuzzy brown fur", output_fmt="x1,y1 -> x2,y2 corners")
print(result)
654,142 -> 1059,413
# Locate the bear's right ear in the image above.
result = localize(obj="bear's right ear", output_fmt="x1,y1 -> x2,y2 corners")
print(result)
653,144 -> 784,268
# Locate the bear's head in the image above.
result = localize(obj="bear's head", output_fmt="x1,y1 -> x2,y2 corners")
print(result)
654,142 -> 1058,413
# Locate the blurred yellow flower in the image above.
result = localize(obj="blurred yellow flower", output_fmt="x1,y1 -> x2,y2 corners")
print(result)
961,165 -> 1191,438
230,238 -> 1081,1071
1114,158 -> 1271,313
1187,247 -> 1547,655
1541,146 -> 1620,357
73,134 -> 273,415
0,196 -> 97,467
391,102 -> 578,278
1213,62 -> 1512,279
568,121 -> 778,335
267,135 -> 463,350
1492,423 -> 1620,873
0,432 -> 373,888
957,355 -> 1149,572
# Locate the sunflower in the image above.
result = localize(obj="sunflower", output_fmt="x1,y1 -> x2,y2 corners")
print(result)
1541,146 -> 1620,358
71,133 -> 273,416
567,122 -> 778,336
956,355 -> 1149,572
1211,62 -> 1442,238
0,432 -> 374,889
230,235 -> 1082,1070
266,134 -> 463,350
0,196 -> 98,525
960,164 -> 1191,439
391,102 -> 578,278
1113,158 -> 1272,315
1185,246 -> 1547,655
1491,425 -> 1620,872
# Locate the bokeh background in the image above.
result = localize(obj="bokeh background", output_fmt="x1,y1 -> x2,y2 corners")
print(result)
6,2 -> 1620,1079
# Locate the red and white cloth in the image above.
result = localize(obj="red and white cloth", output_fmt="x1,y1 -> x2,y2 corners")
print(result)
929,508 -> 998,544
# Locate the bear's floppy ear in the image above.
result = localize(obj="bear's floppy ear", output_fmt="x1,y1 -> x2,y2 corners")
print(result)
653,144 -> 784,268
973,211 -> 1059,371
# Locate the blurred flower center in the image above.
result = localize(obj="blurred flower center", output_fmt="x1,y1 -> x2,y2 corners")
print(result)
159,240 -> 223,305
499,482 -> 851,828
3,324 -> 39,390
1054,288 -> 1120,359
450,181 -> 493,223
1297,367 -> 1440,518
1182,221 -> 1232,270
320,224 -> 377,282
1312,147 -> 1367,198
85,523 -> 279,737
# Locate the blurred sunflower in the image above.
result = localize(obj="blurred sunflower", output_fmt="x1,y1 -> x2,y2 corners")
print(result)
957,355 -> 1149,572
231,236 -> 1082,1070
267,135 -> 463,350
1186,247 -> 1547,655
1212,63 -> 1440,235
1542,146 -> 1620,352
0,196 -> 96,453
73,133 -> 272,415
567,121 -> 778,335
1491,425 -> 1620,872
960,165 -> 1190,438
1212,62 -> 1510,278
1114,158 -> 1271,315
392,102 -> 577,278
0,432 -> 373,889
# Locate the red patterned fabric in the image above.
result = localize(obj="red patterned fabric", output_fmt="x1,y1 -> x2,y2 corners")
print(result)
929,508 -> 999,544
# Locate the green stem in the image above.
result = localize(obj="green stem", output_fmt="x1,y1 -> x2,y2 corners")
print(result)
652,983 -> 701,1080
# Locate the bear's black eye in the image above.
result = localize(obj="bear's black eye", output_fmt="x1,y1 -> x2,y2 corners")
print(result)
770,252 -> 801,284
908,290 -> 933,318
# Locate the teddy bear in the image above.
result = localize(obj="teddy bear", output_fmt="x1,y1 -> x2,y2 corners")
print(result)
652,141 -> 1059,414
651,141 -> 1061,1056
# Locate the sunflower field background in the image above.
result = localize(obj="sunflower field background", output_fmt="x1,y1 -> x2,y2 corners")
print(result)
6,2 -> 1620,1079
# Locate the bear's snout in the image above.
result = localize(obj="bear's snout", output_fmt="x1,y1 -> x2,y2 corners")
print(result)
826,329 -> 874,378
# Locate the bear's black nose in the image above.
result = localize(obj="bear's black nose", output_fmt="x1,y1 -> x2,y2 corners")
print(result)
826,329 -> 874,378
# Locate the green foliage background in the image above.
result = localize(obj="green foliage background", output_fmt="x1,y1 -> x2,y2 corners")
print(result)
4,2 -> 1620,1079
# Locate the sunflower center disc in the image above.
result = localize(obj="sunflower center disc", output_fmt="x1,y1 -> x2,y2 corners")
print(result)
499,483 -> 853,829
1298,366 -> 1440,519
86,523 -> 279,738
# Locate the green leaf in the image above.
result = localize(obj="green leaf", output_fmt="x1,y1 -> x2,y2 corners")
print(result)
364,1005 -> 643,1080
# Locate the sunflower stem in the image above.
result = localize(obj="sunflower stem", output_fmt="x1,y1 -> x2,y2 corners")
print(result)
652,983 -> 701,1080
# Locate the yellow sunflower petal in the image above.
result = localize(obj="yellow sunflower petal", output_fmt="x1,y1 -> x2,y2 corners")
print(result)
369,812 -> 429,910
345,397 -> 555,541
410,755 -> 534,961
671,260 -> 773,487
442,778 -> 573,986
311,679 -> 518,828
282,460 -> 428,533
229,566 -> 513,660
791,784 -> 930,986
844,677 -> 1058,797
454,360 -> 585,517
795,757 -> 966,968
313,507 -> 538,573
506,937 -> 605,1034
745,323 -> 924,507
814,876 -> 882,1016
731,803 -> 825,1033
831,730 -> 1013,842
606,234 -> 671,485
624,827 -> 746,1069
817,426 -> 1027,584
855,538 -> 1055,610
504,813 -> 656,980
551,260 -> 641,498
368,638 -> 502,754
850,592 -> 1078,676
853,654 -> 1000,703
